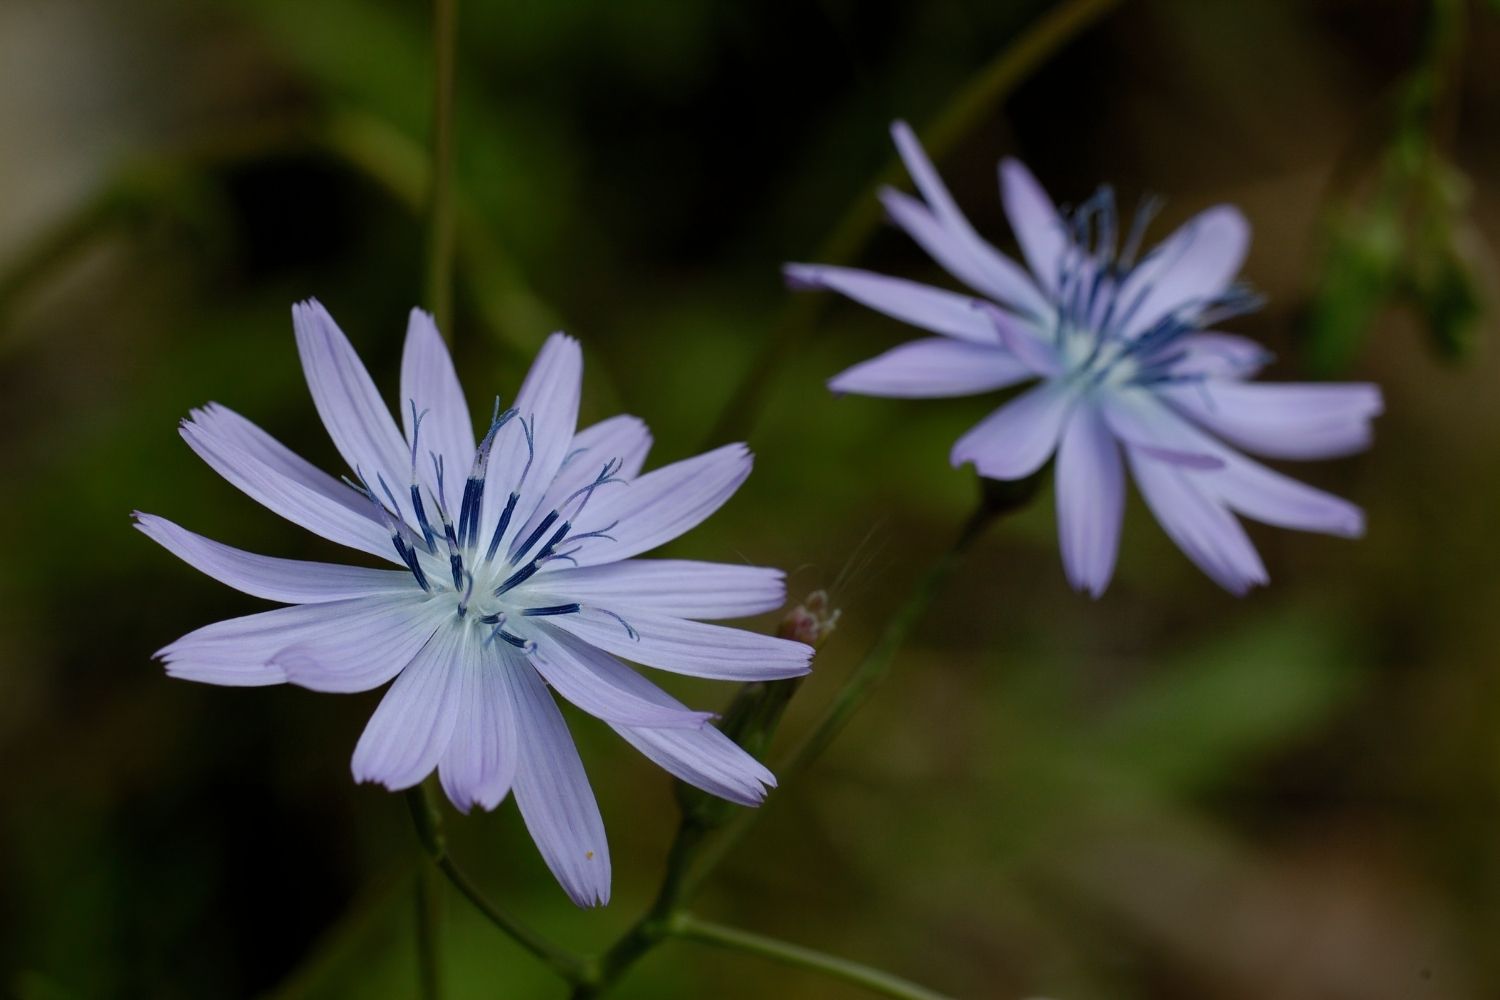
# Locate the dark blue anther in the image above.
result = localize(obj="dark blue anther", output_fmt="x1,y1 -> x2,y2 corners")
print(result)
535,520 -> 572,563
495,629 -> 530,649
458,401 -> 518,549
485,491 -> 520,563
512,510 -> 559,563
522,603 -> 581,617
409,484 -> 437,551
494,560 -> 540,596
393,536 -> 430,592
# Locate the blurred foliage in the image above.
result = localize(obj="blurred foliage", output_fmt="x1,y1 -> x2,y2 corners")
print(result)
1,0 -> 1498,998
1306,0 -> 1491,371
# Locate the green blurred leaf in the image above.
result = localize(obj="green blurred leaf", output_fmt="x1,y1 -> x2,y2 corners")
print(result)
1095,611 -> 1359,793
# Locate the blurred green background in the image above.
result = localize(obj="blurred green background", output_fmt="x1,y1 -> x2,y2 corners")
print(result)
2,0 -> 1498,997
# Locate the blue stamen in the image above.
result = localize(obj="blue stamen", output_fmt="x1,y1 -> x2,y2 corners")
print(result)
494,560 -> 541,596
494,629 -> 532,650
485,492 -> 520,564
409,484 -> 437,552
522,603 -> 581,617
458,401 -> 518,549
512,510 -> 559,562
595,607 -> 639,641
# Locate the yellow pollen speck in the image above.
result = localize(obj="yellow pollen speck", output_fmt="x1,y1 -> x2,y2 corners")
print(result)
585,850 -> 595,860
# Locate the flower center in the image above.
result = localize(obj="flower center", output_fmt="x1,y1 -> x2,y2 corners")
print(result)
346,402 -> 629,651
1038,186 -> 1259,393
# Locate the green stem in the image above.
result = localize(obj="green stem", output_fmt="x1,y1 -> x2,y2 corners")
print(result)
570,820 -> 708,997
425,0 -> 459,333
677,486 -> 1030,903
671,913 -> 953,1000
703,0 -> 1123,447
581,478 -> 1039,997
404,786 -> 592,984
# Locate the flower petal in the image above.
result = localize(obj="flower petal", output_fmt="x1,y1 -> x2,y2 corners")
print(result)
580,658 -> 774,806
134,513 -> 412,604
541,414 -> 653,512
401,308 -> 476,510
565,443 -> 752,567
1174,332 -> 1273,380
524,627 -> 713,728
1106,390 -> 1365,538
1161,381 -> 1382,460
351,624 -> 467,791
479,333 -> 583,554
157,594 -> 426,687
880,189 -> 1051,320
828,337 -> 1033,399
522,414 -> 653,547
1117,206 -> 1250,338
181,404 -> 396,560
273,604 -> 446,694
784,264 -> 998,344
1125,445 -> 1268,595
531,559 -> 785,620
975,302 -> 1064,377
885,122 -> 1051,317
951,380 -> 1076,480
438,645 -> 518,813
547,608 -> 812,681
292,300 -> 412,507
502,653 -> 611,907
615,724 -> 776,807
1213,459 -> 1365,538
999,158 -> 1068,296
1055,405 -> 1124,597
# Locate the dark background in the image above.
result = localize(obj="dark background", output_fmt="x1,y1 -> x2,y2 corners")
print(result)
1,0 -> 1497,997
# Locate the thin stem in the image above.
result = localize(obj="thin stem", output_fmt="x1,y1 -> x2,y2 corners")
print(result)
570,821 -> 708,997
676,492 -> 1022,904
703,0 -> 1123,447
671,913 -> 953,1000
582,479 -> 1038,997
426,0 -> 459,333
404,786 -> 593,985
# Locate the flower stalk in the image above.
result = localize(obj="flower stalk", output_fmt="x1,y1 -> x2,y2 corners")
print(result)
578,475 -> 1039,997
670,913 -> 954,1000
425,0 -> 459,333
405,784 -> 594,984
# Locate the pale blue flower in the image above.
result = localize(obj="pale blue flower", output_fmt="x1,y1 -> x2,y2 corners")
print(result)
789,123 -> 1382,596
138,301 -> 811,906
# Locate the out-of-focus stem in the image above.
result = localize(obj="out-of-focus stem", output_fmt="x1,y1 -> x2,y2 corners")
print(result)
580,475 -> 1040,997
677,478 -> 1037,903
425,0 -> 458,334
404,785 -> 592,984
704,0 -> 1123,447
0,110 -> 557,362
671,913 -> 954,1000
